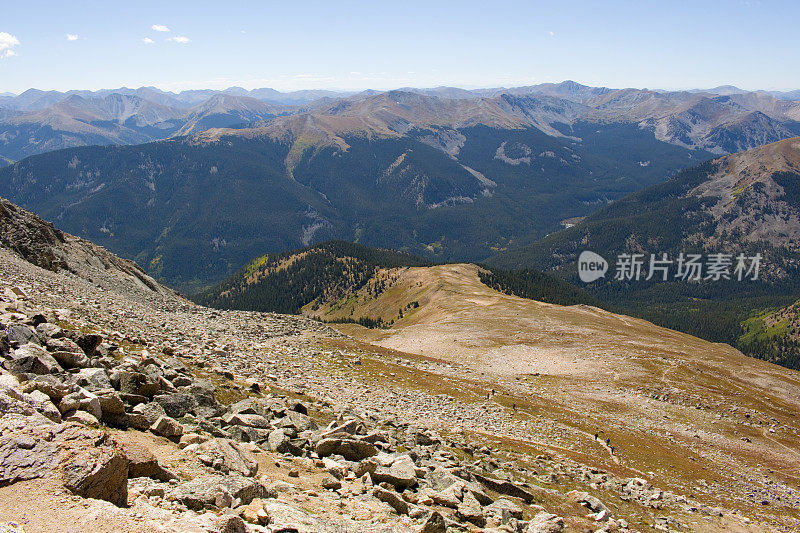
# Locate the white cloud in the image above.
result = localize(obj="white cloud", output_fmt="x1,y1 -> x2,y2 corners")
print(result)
142,37 -> 155,44
66,34 -> 78,41
152,24 -> 170,32
0,32 -> 20,59
549,31 -> 555,37
168,36 -> 190,44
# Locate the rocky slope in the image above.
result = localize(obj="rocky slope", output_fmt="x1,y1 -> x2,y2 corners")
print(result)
2,194 -> 797,531
0,196 -> 176,299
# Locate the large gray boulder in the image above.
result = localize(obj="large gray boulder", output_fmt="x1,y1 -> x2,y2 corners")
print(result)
153,392 -> 196,418
371,454 -> 417,490
6,344 -> 62,375
171,474 -> 267,511
0,421 -> 129,507
6,325 -> 40,347
196,438 -> 258,477
315,438 -> 378,461
150,415 -> 183,438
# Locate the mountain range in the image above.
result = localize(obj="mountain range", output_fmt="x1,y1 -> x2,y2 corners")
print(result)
2,81 -> 800,162
0,91 -> 711,292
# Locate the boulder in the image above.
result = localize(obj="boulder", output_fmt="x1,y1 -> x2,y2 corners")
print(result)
59,388 -> 102,420
215,515 -> 247,533
171,474 -> 267,511
51,350 -> 90,369
373,486 -> 409,515
74,368 -> 112,391
35,322 -> 64,340
0,424 -> 60,483
372,454 -> 417,490
95,389 -> 125,416
151,415 -> 183,438
117,371 -> 160,397
421,511 -> 447,533
6,325 -> 40,347
153,392 -> 196,418
56,423 -> 129,506
196,438 -> 258,477
22,389 -> 61,423
315,438 -> 378,461
267,428 -> 296,455
224,413 -> 271,429
486,498 -> 524,520
262,500 -> 327,532
240,498 -> 269,525
320,475 -> 342,490
23,375 -> 72,402
7,344 -> 62,375
132,401 -> 167,425
473,472 -> 536,503
525,512 -> 564,533
121,441 -> 176,481
566,490 -> 608,513
456,491 -> 485,526
65,410 -> 100,427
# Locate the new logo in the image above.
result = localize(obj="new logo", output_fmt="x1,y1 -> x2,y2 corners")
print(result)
578,251 -> 608,283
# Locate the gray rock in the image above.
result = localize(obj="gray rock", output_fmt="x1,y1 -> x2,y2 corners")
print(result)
132,401 -> 167,425
320,475 -> 342,490
151,415 -> 183,438
372,454 -> 417,490
486,498 -> 524,520
65,410 -> 100,427
121,441 -> 176,481
473,472 -> 536,503
224,413 -> 271,429
117,370 -> 160,397
22,389 -> 61,423
315,438 -> 378,461
74,368 -> 111,391
456,491 -> 485,526
51,350 -> 90,369
525,512 -> 564,533
267,428 -> 294,454
59,427 -> 129,506
372,486 -> 409,515
215,515 -> 247,533
566,490 -> 608,513
35,322 -> 63,340
196,438 -> 258,477
59,388 -> 102,420
153,392 -> 196,418
7,344 -> 62,375
421,511 -> 447,533
6,325 -> 40,347
0,427 -> 60,484
95,389 -> 125,415
171,474 -> 267,511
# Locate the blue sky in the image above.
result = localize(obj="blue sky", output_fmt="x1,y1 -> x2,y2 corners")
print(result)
1,0 -> 798,94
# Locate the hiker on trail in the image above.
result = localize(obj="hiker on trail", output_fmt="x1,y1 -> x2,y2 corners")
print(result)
594,432 -> 599,440
606,437 -> 611,446
610,445 -> 615,455
512,403 -> 517,411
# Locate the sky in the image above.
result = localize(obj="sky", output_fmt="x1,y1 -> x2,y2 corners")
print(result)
1,0 -> 798,94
